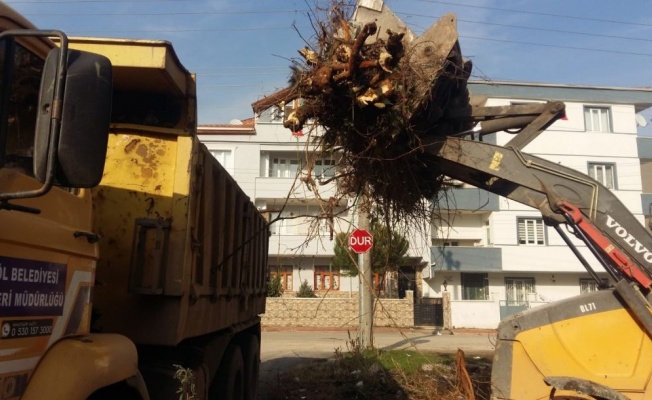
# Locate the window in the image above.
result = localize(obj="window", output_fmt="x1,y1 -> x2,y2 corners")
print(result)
314,159 -> 336,179
485,220 -> 492,246
588,162 -> 616,190
431,239 -> 460,246
505,277 -> 535,306
210,150 -> 233,175
271,100 -> 299,123
461,273 -> 488,300
269,212 -> 287,235
584,106 -> 612,133
580,278 -> 607,294
270,157 -> 300,178
314,266 -> 340,291
269,265 -> 293,291
372,272 -> 385,294
270,106 -> 283,122
2,41 -> 44,174
518,218 -> 545,245
317,216 -> 330,234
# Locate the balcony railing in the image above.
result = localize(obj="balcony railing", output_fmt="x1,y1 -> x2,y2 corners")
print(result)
445,188 -> 499,211
255,176 -> 338,201
268,233 -> 336,256
431,246 -> 502,271
638,136 -> 652,159
641,193 -> 652,219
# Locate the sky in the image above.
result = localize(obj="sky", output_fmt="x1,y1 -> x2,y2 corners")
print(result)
9,0 -> 652,130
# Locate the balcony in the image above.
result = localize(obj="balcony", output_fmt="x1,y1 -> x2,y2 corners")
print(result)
268,233 -> 336,256
431,246 -> 502,272
444,188 -> 499,211
254,177 -> 338,202
638,136 -> 652,159
642,193 -> 652,218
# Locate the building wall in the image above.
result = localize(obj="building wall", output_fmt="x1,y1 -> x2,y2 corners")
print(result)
200,115 -> 433,282
202,138 -> 260,198
450,300 -> 499,329
202,82 -> 652,330
432,212 -> 487,244
262,290 -> 414,328
423,84 -> 652,329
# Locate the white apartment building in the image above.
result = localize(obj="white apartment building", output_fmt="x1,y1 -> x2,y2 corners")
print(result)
198,110 -> 431,300
426,82 -> 652,328
199,81 -> 652,329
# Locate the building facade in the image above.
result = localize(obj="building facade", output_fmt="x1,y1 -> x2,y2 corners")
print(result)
199,81 -> 652,329
427,82 -> 652,328
198,111 -> 432,301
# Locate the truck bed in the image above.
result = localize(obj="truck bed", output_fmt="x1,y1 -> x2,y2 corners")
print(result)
92,129 -> 268,345
72,38 -> 269,346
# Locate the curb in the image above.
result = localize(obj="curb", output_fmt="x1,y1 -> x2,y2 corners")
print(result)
262,325 -> 496,336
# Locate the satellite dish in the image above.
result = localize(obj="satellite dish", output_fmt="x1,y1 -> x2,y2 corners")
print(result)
636,113 -> 648,127
229,119 -> 244,125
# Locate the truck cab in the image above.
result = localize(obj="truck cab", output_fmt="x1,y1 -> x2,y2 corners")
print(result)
0,3 -> 141,400
0,7 -> 270,398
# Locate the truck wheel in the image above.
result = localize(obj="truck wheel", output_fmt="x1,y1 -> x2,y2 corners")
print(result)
87,381 -> 142,400
242,335 -> 260,400
210,344 -> 244,400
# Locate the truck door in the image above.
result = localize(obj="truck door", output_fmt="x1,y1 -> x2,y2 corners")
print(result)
0,37 -> 97,397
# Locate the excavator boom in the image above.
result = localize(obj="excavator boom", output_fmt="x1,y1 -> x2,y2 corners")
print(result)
424,133 -> 652,287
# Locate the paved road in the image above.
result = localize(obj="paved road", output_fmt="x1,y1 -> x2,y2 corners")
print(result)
257,328 -> 496,399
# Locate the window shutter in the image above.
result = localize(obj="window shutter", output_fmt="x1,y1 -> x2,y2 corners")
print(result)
518,218 -> 545,245
536,220 -> 544,245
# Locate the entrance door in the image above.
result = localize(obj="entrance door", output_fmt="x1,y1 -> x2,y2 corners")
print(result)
413,298 -> 443,327
505,278 -> 535,306
397,266 -> 416,299
500,277 -> 534,319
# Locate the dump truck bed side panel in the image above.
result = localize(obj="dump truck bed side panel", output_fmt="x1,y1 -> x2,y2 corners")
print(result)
93,129 -> 268,345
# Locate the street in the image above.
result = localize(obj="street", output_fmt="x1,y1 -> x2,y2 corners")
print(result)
257,328 -> 496,399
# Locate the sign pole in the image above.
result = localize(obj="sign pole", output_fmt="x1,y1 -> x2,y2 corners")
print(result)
358,252 -> 363,327
348,213 -> 374,348
358,207 -> 373,349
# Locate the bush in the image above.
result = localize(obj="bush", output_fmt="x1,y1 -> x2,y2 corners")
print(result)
296,280 -> 317,298
267,275 -> 283,297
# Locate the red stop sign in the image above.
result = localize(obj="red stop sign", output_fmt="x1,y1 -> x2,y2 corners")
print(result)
349,229 -> 373,254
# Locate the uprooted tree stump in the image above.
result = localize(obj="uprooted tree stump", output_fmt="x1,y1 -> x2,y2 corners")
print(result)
252,1 -> 474,221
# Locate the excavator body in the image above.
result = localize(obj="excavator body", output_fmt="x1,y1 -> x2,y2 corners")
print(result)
493,287 -> 652,400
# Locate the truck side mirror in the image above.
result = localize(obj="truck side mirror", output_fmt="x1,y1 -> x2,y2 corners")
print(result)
34,47 -> 112,187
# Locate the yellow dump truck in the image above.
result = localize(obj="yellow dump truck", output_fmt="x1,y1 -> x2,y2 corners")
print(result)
0,4 -> 268,400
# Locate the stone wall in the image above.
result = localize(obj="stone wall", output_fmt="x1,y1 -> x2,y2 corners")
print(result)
262,290 -> 414,328
278,290 -> 354,299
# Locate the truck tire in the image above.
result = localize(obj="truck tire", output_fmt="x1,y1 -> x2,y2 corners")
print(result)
242,335 -> 260,400
210,344 -> 244,400
87,381 -> 141,400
